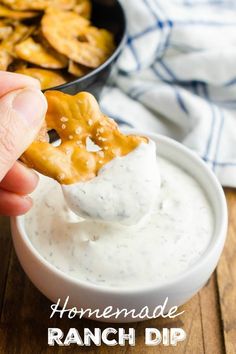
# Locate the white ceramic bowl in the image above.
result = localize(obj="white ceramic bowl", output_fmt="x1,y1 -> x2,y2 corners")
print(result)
11,133 -> 228,323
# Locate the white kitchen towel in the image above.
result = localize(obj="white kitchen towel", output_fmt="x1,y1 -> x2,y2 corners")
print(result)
100,0 -> 236,187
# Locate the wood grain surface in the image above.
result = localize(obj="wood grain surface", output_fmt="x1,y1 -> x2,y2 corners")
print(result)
0,189 -> 235,354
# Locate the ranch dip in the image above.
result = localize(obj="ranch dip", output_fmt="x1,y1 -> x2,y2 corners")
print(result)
62,140 -> 160,225
25,151 -> 214,288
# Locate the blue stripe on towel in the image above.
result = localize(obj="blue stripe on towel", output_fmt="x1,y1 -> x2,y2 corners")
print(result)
142,0 -> 159,20
129,84 -> 156,100
159,59 -> 178,80
130,24 -> 159,41
174,20 -> 236,26
212,108 -> 225,170
129,20 -> 173,42
211,160 -> 236,166
200,83 -> 218,165
203,104 -> 217,163
153,63 -> 189,114
174,90 -> 188,114
126,38 -> 141,71
224,77 -> 236,86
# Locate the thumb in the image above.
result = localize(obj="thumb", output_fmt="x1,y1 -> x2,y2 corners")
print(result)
0,87 -> 47,182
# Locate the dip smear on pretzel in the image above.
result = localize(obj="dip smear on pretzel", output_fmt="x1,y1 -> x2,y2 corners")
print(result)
21,91 -> 147,185
21,91 -> 160,225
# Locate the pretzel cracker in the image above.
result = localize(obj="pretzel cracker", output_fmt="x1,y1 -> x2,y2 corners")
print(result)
21,91 -> 147,184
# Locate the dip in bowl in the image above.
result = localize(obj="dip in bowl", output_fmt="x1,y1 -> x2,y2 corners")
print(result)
11,132 -> 228,323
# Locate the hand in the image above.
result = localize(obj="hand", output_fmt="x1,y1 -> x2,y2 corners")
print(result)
0,71 -> 47,216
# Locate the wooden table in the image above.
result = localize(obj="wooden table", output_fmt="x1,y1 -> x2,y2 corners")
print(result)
0,189 -> 235,354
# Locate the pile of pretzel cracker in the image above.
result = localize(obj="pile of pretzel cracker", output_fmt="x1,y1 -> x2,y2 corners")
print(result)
0,0 -> 115,89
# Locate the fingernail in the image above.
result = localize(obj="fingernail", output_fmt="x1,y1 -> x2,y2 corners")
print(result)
22,195 -> 32,202
13,88 -> 47,128
22,195 -> 33,208
18,160 -> 39,182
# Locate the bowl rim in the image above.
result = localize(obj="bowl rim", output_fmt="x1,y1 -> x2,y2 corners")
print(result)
12,133 -> 228,295
45,0 -> 127,92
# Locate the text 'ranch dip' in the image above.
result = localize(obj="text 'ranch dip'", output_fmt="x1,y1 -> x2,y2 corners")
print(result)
25,139 -> 214,288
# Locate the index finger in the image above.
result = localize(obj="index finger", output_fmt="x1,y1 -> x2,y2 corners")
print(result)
0,71 -> 41,98
0,161 -> 38,195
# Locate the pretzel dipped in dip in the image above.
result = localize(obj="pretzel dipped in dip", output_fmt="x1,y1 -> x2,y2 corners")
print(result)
21,91 -> 160,225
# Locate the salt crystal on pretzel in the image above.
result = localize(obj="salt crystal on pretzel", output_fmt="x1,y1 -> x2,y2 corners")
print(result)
21,91 -> 147,185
